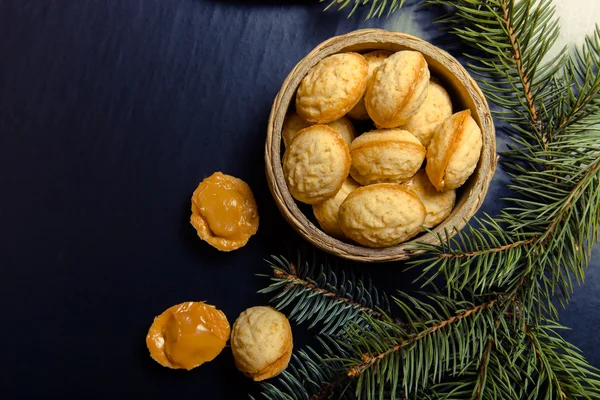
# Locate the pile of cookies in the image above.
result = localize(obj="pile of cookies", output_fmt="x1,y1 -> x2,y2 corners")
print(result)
282,50 -> 482,248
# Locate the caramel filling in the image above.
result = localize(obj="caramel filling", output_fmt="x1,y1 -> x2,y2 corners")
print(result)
146,302 -> 230,370
162,311 -> 225,370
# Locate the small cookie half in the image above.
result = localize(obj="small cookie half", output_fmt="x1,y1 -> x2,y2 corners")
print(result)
296,53 -> 368,124
365,50 -> 430,128
401,170 -> 456,228
190,172 -> 259,252
346,50 -> 392,120
283,125 -> 351,204
426,110 -> 482,191
312,177 -> 361,239
349,129 -> 426,185
400,78 -> 453,147
339,183 -> 426,248
282,111 -> 356,148
230,306 -> 293,381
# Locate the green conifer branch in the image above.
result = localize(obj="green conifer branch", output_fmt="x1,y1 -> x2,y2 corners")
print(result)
321,0 -> 408,19
258,254 -> 391,334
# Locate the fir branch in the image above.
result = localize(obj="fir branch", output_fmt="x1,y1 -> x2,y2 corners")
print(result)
336,294 -> 499,399
551,25 -> 600,135
321,0 -> 408,19
426,0 -> 563,144
259,254 -> 390,334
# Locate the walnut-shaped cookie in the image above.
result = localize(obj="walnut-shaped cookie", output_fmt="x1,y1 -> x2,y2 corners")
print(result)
339,183 -> 426,248
282,111 -> 355,147
401,170 -> 456,228
296,53 -> 368,124
312,177 -> 361,239
230,306 -> 293,381
365,50 -> 430,128
346,50 -> 392,120
400,78 -> 453,147
426,110 -> 482,191
283,125 -> 351,204
349,129 -> 426,185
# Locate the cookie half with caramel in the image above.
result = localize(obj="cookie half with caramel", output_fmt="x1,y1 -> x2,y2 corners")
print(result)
146,302 -> 230,370
191,172 -> 259,251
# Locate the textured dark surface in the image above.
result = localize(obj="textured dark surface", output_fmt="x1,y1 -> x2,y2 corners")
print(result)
0,0 -> 598,397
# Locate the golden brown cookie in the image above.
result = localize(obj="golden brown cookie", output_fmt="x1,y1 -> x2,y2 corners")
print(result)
326,116 -> 356,147
296,52 -> 368,124
281,111 -> 312,147
283,125 -> 351,204
401,170 -> 456,228
349,129 -> 426,185
346,50 -> 392,120
400,78 -> 453,147
190,172 -> 259,251
230,306 -> 293,381
282,112 -> 356,148
146,302 -> 230,370
365,50 -> 430,128
339,183 -> 426,248
426,110 -> 482,191
312,177 -> 361,239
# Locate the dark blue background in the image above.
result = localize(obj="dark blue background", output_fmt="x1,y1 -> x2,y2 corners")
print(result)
1,0 -> 598,397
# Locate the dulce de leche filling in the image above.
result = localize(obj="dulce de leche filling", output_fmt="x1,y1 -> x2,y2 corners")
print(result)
195,178 -> 248,241
146,302 -> 230,370
191,172 -> 259,251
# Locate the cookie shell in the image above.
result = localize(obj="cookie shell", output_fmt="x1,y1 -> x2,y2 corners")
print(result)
283,125 -> 351,204
282,111 -> 312,147
282,112 -> 356,148
400,78 -> 453,147
190,172 -> 259,252
365,50 -> 430,128
401,170 -> 456,228
347,50 -> 392,120
296,53 -> 368,124
230,306 -> 293,381
349,129 -> 426,185
426,110 -> 482,191
338,183 -> 426,248
312,177 -> 361,239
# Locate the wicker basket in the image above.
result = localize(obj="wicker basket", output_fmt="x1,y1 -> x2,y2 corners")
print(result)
265,29 -> 496,263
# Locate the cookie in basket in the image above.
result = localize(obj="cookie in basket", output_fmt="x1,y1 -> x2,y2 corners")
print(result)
282,111 -> 355,147
402,170 -> 456,228
283,124 -> 351,204
346,50 -> 392,120
338,183 -> 426,248
312,177 -> 361,239
426,110 -> 483,191
349,129 -> 426,185
400,78 -> 453,147
296,52 -> 368,124
365,50 -> 430,128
